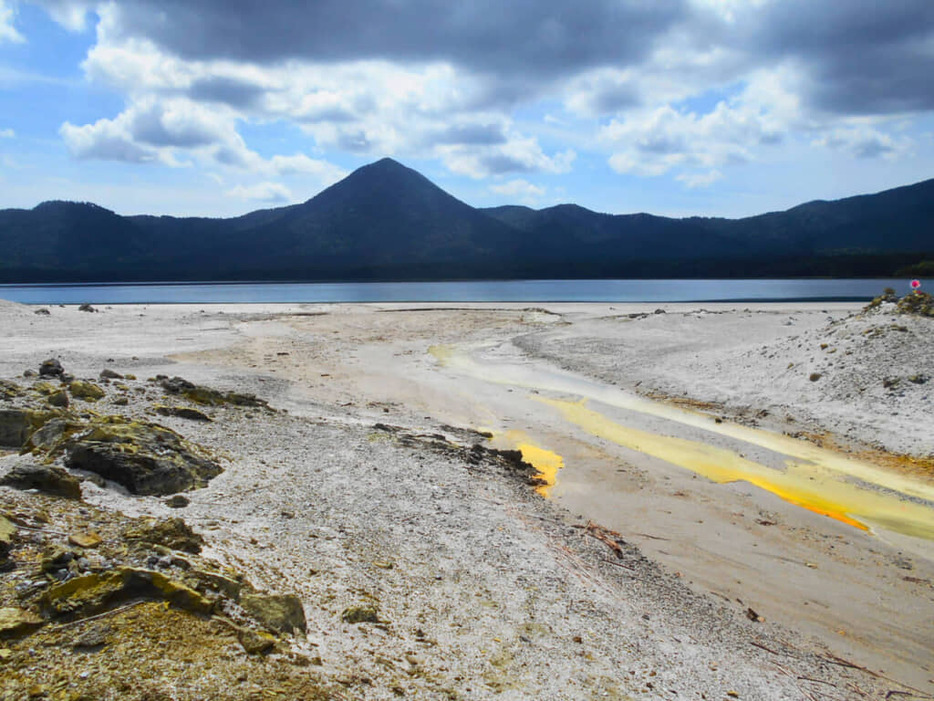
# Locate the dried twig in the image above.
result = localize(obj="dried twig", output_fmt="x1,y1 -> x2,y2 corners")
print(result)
822,654 -> 934,699
799,676 -> 838,688
51,600 -> 145,630
750,640 -> 781,655
582,521 -> 625,557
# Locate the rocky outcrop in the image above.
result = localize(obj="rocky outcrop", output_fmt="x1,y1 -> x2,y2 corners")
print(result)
158,376 -> 269,409
63,417 -> 223,496
40,567 -> 214,619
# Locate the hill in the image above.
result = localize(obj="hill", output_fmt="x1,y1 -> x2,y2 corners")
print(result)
0,159 -> 932,282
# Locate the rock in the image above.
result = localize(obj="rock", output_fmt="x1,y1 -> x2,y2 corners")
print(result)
238,628 -> 278,655
154,405 -> 212,422
46,390 -> 69,408
25,418 -> 74,452
40,567 -> 213,619
341,605 -> 379,624
0,380 -> 23,401
808,373 -> 822,382
159,376 -> 269,409
39,359 -> 64,377
165,495 -> 190,509
99,369 -> 124,380
112,397 -> 129,406
124,517 -> 203,554
33,308 -> 50,316
0,464 -> 82,499
68,532 -> 103,549
0,516 -> 16,557
22,370 -> 35,378
32,381 -> 60,396
0,608 -> 43,639
241,594 -> 307,634
72,623 -> 111,650
78,304 -> 97,313
63,417 -> 222,495
40,546 -> 76,574
0,408 -> 59,448
68,380 -> 105,402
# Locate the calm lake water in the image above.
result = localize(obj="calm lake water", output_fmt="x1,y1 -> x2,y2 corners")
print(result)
0,279 -> 911,305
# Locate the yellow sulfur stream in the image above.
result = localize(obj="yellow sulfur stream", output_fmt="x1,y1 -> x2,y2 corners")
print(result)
537,397 -> 934,540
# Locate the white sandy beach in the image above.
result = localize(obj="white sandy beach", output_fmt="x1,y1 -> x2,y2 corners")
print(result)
1,298 -> 932,699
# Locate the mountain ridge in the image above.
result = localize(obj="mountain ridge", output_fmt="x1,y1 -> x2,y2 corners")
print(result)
1,158 -> 932,283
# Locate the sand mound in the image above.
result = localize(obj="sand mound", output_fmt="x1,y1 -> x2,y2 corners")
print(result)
736,303 -> 933,455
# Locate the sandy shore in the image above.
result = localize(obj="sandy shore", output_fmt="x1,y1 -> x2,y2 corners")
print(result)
1,298 -> 932,699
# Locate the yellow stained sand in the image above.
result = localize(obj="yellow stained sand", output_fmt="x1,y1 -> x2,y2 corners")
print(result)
496,430 -> 565,498
538,397 -> 934,540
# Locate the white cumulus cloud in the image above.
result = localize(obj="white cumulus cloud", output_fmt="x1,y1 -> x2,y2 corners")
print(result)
489,179 -> 546,204
225,182 -> 292,204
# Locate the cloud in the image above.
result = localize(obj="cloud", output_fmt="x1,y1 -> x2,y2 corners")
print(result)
225,182 -> 292,204
0,127 -> 14,138
0,0 -> 24,43
602,95 -> 784,177
740,0 -> 934,115
33,0 -> 934,194
490,179 -> 546,204
812,125 -> 912,161
60,118 -> 158,163
440,139 -> 575,178
93,0 -> 684,79
30,0 -> 95,31
675,169 -> 723,188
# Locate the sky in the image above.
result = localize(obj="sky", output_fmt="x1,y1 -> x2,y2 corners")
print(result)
0,1 -> 932,219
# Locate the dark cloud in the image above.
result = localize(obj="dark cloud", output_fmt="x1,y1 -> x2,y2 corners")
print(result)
589,86 -> 640,114
746,0 -> 934,114
102,0 -> 685,78
187,77 -> 266,108
479,153 -> 534,175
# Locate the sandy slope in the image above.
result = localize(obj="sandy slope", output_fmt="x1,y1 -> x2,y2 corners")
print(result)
2,299 -> 932,699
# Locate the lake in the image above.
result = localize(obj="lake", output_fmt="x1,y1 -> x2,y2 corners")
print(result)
0,278 -> 911,305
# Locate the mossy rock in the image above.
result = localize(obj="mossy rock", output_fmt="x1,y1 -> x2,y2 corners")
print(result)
158,376 -> 269,409
124,517 -> 204,554
0,515 -> 16,556
0,380 -> 23,401
63,416 -> 222,496
0,408 -> 61,448
153,405 -> 212,422
897,290 -> 934,317
32,381 -> 60,396
238,627 -> 278,654
241,594 -> 307,634
0,463 -> 82,499
341,606 -> 379,624
68,381 -> 106,402
40,567 -> 214,620
46,390 -> 69,408
0,607 -> 44,639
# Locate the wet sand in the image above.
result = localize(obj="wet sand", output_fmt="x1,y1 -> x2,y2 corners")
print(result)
3,299 -> 933,697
